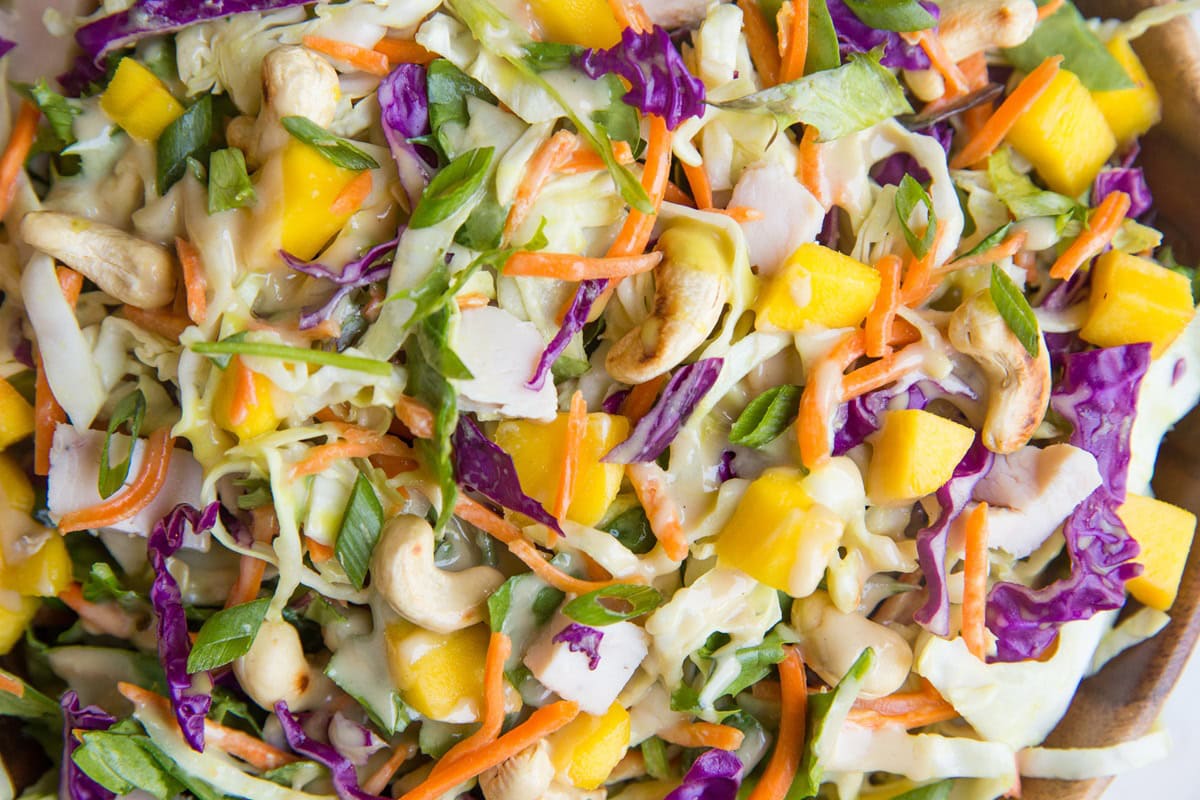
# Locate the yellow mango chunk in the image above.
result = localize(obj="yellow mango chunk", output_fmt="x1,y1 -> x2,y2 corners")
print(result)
100,58 -> 185,141
4,533 -> 72,597
1080,251 -> 1196,358
716,468 -> 844,597
494,412 -> 630,527
868,410 -> 975,505
0,455 -> 34,515
281,139 -> 360,260
1092,37 -> 1162,147
385,622 -> 489,722
0,378 -> 34,451
1005,69 -> 1116,198
1118,494 -> 1197,611
755,244 -> 882,332
548,702 -> 631,790
211,358 -> 280,441
529,0 -> 622,48
0,597 -> 38,655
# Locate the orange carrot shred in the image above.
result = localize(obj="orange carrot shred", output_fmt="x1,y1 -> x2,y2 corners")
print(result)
899,221 -> 948,306
778,0 -> 809,84
957,53 -> 992,137
798,331 -> 865,470
841,342 -> 926,402
226,356 -> 257,428
303,35 -> 391,75
1037,0 -> 1064,21
227,506 -> 278,608
504,130 -> 577,243
608,0 -> 652,33
714,206 -> 765,223
1049,190 -> 1131,280
395,395 -> 436,439
0,672 -> 23,698
737,0 -> 782,87
963,501 -> 990,660
622,374 -> 668,424
797,124 -> 826,205
34,353 -> 65,477
941,230 -> 1029,275
290,427 -> 416,479
374,37 -> 437,65
609,116 -> 673,259
682,160 -> 713,211
627,462 -> 687,561
0,102 -> 39,219
58,429 -> 174,533
362,741 -> 419,795
865,255 -> 903,359
430,632 -> 513,778
330,169 -> 373,217
747,647 -> 807,800
663,180 -> 695,208
455,292 -> 491,310
553,390 -> 588,524
914,29 -> 968,97
951,55 -> 1063,169
556,137 -> 635,175
59,583 -> 139,639
504,250 -> 663,281
120,305 -> 191,341
659,721 -> 746,751
57,267 -> 83,304
306,536 -> 335,563
175,238 -> 208,324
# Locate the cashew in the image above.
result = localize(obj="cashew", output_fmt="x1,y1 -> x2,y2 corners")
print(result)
371,515 -> 504,634
480,741 -> 556,800
241,45 -> 341,167
19,211 -> 176,308
792,591 -> 913,698
937,0 -> 1038,62
605,220 -> 731,385
233,620 -> 331,712
948,290 -> 1051,455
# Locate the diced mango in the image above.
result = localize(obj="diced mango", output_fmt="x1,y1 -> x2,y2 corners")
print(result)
0,455 -> 34,515
100,58 -> 185,141
867,410 -> 975,505
0,597 -> 38,655
755,244 -> 882,332
281,139 -> 361,260
1118,494 -> 1197,611
211,358 -> 280,441
3,533 -> 72,597
494,412 -> 630,527
384,622 -> 489,722
548,702 -> 630,790
1092,37 -> 1162,147
1080,250 -> 1195,358
0,378 -> 34,451
1005,69 -> 1116,198
716,468 -> 844,597
528,0 -> 622,49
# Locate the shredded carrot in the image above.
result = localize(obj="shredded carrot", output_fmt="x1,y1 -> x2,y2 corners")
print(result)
33,354 -> 64,477
394,395 -> 436,439
362,741 -> 419,795
0,102 -> 39,219
848,680 -> 958,729
608,0 -> 652,32
59,429 -> 174,533
663,180 -> 695,208
951,55 -> 1063,170
962,502 -> 990,661
941,230 -> 1029,274
778,0 -> 809,84
1049,190 -> 1131,280
330,169 -> 373,217
0,672 -> 23,697
899,221 -> 948,305
737,0 -> 782,87
865,255 -> 902,359
504,130 -> 577,243
713,206 -> 765,223
627,462 -> 687,561
747,647 -> 807,800
290,425 -> 416,479
797,125 -> 826,206
1037,0 -> 1064,21
455,292 -> 491,310
175,238 -> 208,324
914,29 -> 968,97
374,37 -> 437,65
798,331 -> 865,470
682,160 -> 713,211
226,356 -> 258,428
840,342 -> 926,402
622,374 -> 668,424
227,505 -> 276,607
303,35 -> 390,76
57,266 -> 83,304
556,139 -> 635,175
58,583 -> 138,639
120,305 -> 191,340
504,250 -> 663,281
609,116 -> 673,259
957,53 -> 992,138
659,721 -> 746,751
431,632 -> 513,778
399,701 -> 580,800
553,391 -> 587,523
306,536 -> 335,563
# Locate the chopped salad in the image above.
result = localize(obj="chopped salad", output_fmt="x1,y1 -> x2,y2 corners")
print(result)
1,0 -> 1199,798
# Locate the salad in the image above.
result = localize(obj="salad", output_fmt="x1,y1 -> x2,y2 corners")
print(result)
1,0 -> 1199,797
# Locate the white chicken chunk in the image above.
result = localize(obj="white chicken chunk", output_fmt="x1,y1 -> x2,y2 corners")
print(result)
524,611 -> 648,715
972,443 -> 1102,559
643,0 -> 710,30
452,307 -> 558,422
728,162 -> 824,276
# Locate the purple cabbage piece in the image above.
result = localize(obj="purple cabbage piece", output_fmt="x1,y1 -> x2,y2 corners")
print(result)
987,344 -> 1151,661
276,701 -> 386,800
715,450 -> 737,483
872,123 -> 953,186
1039,270 -> 1090,312
1093,167 -> 1153,219
664,749 -> 744,800
328,712 -> 387,767
13,338 -> 33,369
378,64 -> 433,211
452,416 -> 563,535
528,279 -> 607,391
826,0 -> 936,70
147,502 -> 220,752
60,690 -> 117,800
280,238 -> 397,329
0,38 -> 14,59
553,622 -> 605,670
603,358 -> 724,464
913,438 -> 994,635
818,208 -> 841,250
601,389 -> 630,414
1173,358 -> 1187,386
577,26 -> 706,130
58,55 -> 109,98
833,383 -> 927,456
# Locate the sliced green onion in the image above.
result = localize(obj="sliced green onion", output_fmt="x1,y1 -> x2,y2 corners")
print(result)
190,340 -> 394,376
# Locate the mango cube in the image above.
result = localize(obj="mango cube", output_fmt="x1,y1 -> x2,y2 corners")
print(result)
0,455 -> 34,515
1092,37 -> 1162,147
211,358 -> 280,441
547,702 -> 630,790
0,378 -> 34,451
385,622 -> 489,722
0,597 -> 38,655
1118,494 -> 1196,611
100,58 -> 185,141
716,468 -> 844,597
755,244 -> 881,332
3,532 -> 72,597
1005,69 -> 1116,198
868,410 -> 975,505
281,138 -> 361,260
1080,251 -> 1195,358
529,0 -> 622,49
494,412 -> 630,527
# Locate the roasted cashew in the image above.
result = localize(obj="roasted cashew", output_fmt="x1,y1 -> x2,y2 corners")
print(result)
792,591 -> 913,699
937,0 -> 1038,62
605,219 -> 732,385
19,211 -> 176,308
948,290 -> 1051,455
371,514 -> 504,634
233,619 -> 331,712
480,741 -> 556,800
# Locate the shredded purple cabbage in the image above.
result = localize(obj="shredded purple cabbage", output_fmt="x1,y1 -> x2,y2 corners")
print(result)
1039,270 -> 1090,312
58,55 -> 109,98
826,0 -> 936,70
664,749 -> 744,800
833,383 -> 927,455
577,26 -> 706,130
378,64 -> 433,211
60,691 -> 117,800
147,502 -> 220,752
872,123 -> 952,186
987,344 -> 1151,661
1093,167 -> 1153,219
280,238 -> 397,329
13,338 -> 33,369
603,358 -> 724,464
452,416 -> 563,534
1173,358 -> 1187,386
276,701 -> 386,800
0,38 -> 15,59
715,450 -> 738,483
528,279 -> 607,391
328,712 -> 387,767
553,622 -> 605,670
602,388 -> 630,414
913,438 -> 994,636
818,209 -> 841,250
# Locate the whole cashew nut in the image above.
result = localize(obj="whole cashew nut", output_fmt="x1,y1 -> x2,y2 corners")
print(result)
605,219 -> 732,385
19,211 -> 176,308
371,515 -> 504,634
233,619 -> 332,712
948,289 -> 1051,455
792,591 -> 913,699
480,741 -> 556,800
937,0 -> 1038,62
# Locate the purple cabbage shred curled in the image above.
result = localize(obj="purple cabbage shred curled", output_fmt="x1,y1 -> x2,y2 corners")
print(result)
377,64 -> 433,211
603,358 -> 723,464
60,690 -> 117,800
826,0 -> 938,70
664,748 -> 744,800
553,622 -> 605,670
452,416 -> 563,535
280,238 -> 398,329
1093,167 -> 1154,219
275,701 -> 386,800
528,278 -> 607,391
